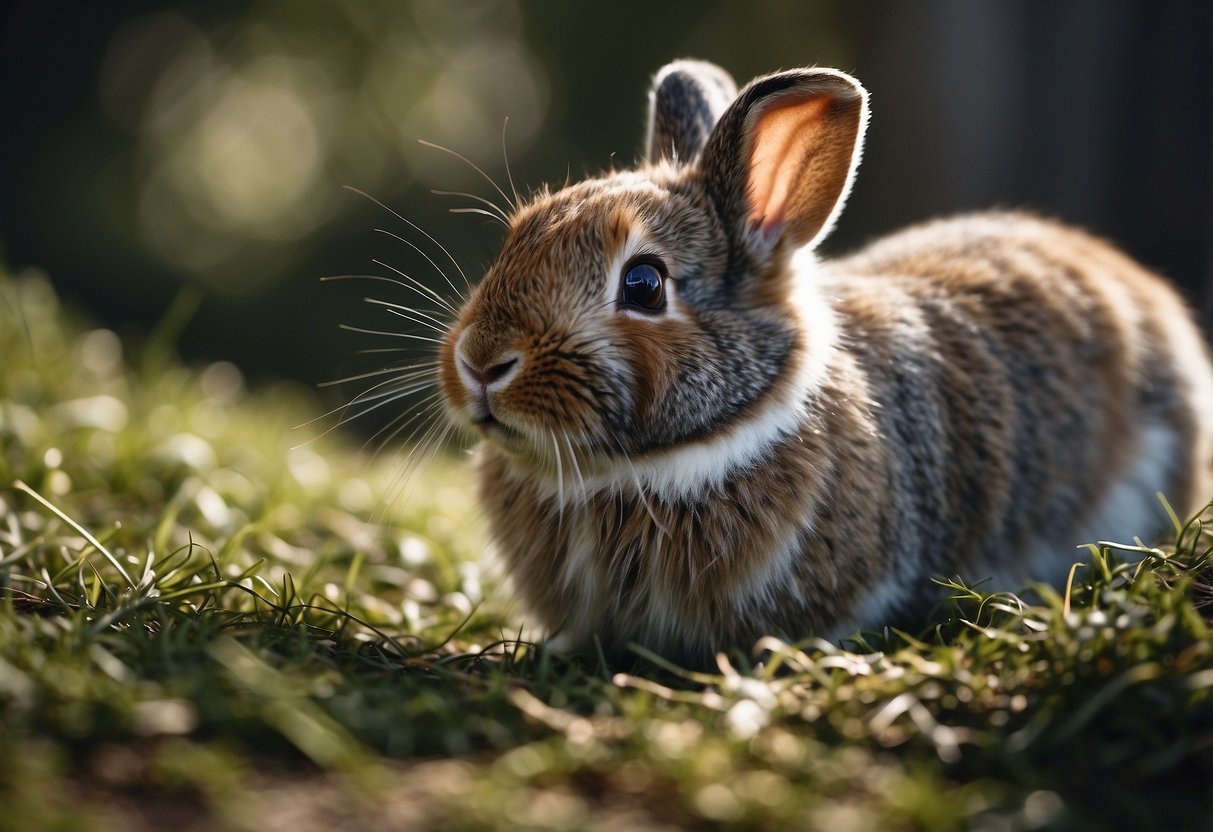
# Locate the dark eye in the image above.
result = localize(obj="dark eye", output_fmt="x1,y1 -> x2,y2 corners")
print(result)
621,261 -> 666,311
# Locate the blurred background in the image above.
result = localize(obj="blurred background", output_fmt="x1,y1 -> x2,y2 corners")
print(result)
1,0 -> 1210,428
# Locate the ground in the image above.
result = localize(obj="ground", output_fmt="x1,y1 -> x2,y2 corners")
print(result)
1,266 -> 1211,831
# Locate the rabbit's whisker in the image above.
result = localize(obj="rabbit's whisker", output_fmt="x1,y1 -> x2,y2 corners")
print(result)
624,457 -> 670,538
319,363 -> 437,389
419,139 -> 513,221
373,228 -> 467,303
373,396 -> 446,457
344,184 -> 473,292
376,414 -> 453,516
343,377 -> 439,413
502,116 -> 521,210
356,347 -> 441,357
296,374 -> 435,435
344,263 -> 459,316
338,324 -> 445,345
551,432 -> 566,530
322,273 -> 455,316
433,189 -> 511,224
361,391 -> 444,456
362,297 -> 451,332
561,428 -> 587,507
448,207 -> 510,227
382,307 -> 450,334
331,381 -> 440,435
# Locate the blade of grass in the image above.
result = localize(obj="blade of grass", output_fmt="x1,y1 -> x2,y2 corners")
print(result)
15,480 -> 135,589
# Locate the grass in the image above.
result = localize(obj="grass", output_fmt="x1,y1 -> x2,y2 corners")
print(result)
0,263 -> 1211,832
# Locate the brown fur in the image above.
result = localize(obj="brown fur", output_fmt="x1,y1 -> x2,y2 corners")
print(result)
436,62 -> 1213,664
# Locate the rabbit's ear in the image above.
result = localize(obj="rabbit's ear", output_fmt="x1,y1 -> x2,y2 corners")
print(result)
700,68 -> 867,252
645,60 -> 739,164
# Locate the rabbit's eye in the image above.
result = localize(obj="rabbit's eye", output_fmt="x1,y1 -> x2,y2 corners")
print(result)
621,261 -> 666,311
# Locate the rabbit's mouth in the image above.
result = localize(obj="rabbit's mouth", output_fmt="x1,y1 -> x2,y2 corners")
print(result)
474,411 -> 526,451
474,411 -> 503,431
474,410 -> 505,432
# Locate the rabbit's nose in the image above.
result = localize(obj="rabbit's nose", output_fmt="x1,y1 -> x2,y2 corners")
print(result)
458,351 -> 521,390
453,326 -> 522,394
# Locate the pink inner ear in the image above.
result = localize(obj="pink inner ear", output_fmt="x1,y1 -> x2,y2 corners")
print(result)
748,95 -> 831,236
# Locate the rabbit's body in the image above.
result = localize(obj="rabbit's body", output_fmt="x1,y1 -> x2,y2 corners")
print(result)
438,61 -> 1213,662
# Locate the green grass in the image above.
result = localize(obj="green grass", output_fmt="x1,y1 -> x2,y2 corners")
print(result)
1,264 -> 1211,832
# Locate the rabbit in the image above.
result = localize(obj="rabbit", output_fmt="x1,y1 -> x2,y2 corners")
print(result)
436,59 -> 1213,664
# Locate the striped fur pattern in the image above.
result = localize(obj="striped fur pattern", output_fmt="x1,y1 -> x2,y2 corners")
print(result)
437,60 -> 1213,664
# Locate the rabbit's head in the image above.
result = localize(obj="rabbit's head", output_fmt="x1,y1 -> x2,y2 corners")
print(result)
439,62 -> 868,481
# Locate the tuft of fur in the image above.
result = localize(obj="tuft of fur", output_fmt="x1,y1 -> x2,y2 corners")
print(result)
437,61 -> 1213,665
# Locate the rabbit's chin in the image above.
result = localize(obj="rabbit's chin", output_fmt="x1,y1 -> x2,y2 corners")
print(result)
473,419 -> 533,456
474,418 -> 593,469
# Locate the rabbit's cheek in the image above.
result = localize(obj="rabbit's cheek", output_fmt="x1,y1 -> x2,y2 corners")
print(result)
488,360 -> 600,440
613,317 -> 694,415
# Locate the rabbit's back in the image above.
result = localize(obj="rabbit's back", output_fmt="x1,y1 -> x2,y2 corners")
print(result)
819,211 -> 1213,610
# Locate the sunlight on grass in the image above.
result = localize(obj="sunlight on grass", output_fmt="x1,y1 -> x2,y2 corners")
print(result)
1,264 -> 1211,830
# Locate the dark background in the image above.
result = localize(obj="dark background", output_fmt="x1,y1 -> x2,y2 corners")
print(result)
2,1 -> 1210,419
